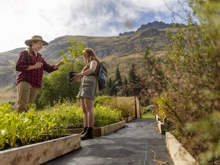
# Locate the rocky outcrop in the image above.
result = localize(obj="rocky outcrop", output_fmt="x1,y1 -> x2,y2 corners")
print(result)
137,21 -> 173,31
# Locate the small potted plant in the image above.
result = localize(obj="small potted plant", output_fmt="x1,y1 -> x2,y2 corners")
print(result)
60,40 -> 85,82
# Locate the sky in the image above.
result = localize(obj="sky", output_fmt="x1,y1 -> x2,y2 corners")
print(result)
0,0 -> 188,52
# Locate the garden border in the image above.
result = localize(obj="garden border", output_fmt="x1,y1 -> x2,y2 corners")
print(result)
166,132 -> 199,165
155,114 -> 199,164
0,134 -> 80,165
65,120 -> 126,137
123,115 -> 136,123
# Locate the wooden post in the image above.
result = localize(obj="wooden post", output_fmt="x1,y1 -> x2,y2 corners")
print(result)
134,97 -> 141,119
136,97 -> 141,118
134,97 -> 137,118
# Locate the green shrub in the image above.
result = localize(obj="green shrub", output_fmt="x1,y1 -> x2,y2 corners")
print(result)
186,112 -> 220,165
0,104 -> 68,150
155,1 -> 220,164
46,102 -> 122,128
95,96 -> 135,118
94,105 -> 121,127
42,103 -> 83,128
0,102 -> 122,150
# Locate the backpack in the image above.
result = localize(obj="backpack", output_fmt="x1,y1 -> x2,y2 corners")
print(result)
96,62 -> 108,91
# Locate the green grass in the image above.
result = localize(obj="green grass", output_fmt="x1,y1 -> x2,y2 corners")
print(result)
142,113 -> 155,119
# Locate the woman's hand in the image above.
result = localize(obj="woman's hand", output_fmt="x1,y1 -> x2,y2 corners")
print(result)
70,74 -> 83,83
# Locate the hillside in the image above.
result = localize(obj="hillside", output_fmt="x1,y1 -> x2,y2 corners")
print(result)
0,21 -> 173,103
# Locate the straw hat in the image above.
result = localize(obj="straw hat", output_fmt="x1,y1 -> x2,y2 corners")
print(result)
25,35 -> 48,46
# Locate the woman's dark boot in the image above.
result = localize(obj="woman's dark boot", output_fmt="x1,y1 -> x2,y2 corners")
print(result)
81,127 -> 94,140
80,127 -> 88,135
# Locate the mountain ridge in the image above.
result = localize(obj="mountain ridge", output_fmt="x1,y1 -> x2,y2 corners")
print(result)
0,21 -> 174,56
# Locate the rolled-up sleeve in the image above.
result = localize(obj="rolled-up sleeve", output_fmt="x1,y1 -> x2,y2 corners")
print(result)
15,51 -> 29,72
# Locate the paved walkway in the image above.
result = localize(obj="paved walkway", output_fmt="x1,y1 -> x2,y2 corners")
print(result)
43,118 -> 173,165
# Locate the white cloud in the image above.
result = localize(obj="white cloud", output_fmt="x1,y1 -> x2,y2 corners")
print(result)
0,0 -> 188,52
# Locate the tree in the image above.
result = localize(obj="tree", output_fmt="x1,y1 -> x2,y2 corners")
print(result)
36,40 -> 86,109
115,66 -> 122,86
127,63 -> 141,96
123,78 -> 129,96
139,48 -> 165,105
35,62 -> 84,109
128,63 -> 139,84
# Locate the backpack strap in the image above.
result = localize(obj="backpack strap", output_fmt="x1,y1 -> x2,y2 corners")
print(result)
94,62 -> 100,93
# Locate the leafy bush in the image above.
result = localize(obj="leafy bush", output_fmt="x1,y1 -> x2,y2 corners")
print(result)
0,101 -> 123,151
46,102 -> 122,128
95,96 -> 135,118
94,105 -> 121,127
186,112 -> 220,165
35,62 -> 84,108
0,104 -> 68,150
152,1 -> 220,164
41,103 -> 84,128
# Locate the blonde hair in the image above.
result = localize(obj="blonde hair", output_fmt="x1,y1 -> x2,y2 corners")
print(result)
25,40 -> 39,55
84,48 -> 99,64
25,46 -> 34,55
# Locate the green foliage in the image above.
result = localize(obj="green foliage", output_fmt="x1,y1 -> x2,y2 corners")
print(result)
95,96 -> 135,118
107,66 -> 123,96
60,40 -> 85,70
152,96 -> 168,120
36,62 -> 84,108
0,104 -> 68,150
137,48 -> 165,106
36,40 -> 87,109
43,103 -> 84,128
46,101 -> 122,128
128,63 -> 140,84
115,66 -> 122,86
186,112 -> 220,165
122,63 -> 142,97
0,101 -> 123,151
152,1 -> 220,164
95,95 -> 115,106
94,105 -> 121,127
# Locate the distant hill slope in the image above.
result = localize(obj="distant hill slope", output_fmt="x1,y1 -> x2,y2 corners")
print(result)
0,21 -> 175,103
40,24 -> 169,60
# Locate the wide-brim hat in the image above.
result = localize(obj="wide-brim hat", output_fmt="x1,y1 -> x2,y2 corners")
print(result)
25,35 -> 48,46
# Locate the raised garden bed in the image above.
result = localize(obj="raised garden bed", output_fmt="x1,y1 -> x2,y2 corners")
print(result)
123,115 -> 136,123
0,134 -> 80,165
65,120 -> 126,137
166,132 -> 199,165
155,114 -> 199,164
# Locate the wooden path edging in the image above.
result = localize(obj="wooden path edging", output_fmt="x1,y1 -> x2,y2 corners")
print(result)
123,115 -> 136,123
0,134 -> 80,165
166,132 -> 199,165
66,120 -> 126,137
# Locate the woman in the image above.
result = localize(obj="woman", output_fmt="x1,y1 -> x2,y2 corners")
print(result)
15,35 -> 64,113
73,48 -> 99,140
